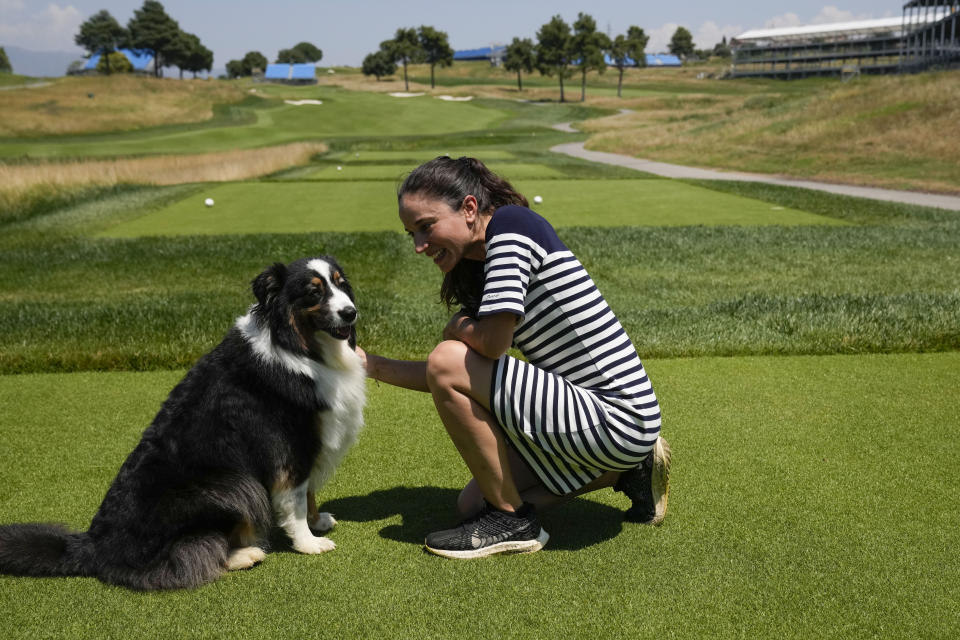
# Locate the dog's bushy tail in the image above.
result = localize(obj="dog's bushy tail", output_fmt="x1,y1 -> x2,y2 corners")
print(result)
0,523 -> 93,578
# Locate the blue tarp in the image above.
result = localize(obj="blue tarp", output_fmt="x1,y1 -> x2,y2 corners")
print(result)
454,47 -> 505,60
603,53 -> 683,67
82,48 -> 153,71
265,63 -> 316,80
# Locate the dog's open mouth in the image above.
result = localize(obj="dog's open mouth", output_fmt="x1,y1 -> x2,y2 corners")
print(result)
324,325 -> 352,341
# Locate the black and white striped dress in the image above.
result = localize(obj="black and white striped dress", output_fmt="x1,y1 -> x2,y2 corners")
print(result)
478,205 -> 661,496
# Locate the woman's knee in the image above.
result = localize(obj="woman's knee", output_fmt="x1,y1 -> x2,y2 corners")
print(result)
425,340 -> 470,392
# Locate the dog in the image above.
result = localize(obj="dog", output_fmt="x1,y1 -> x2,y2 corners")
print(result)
0,256 -> 366,590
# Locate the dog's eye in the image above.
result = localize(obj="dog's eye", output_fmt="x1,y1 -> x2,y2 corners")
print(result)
332,271 -> 344,286
310,277 -> 325,293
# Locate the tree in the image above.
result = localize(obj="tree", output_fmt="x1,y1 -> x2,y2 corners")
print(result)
180,33 -> 213,78
713,36 -> 732,59
536,15 -> 574,103
127,1 -> 180,77
165,30 -> 194,79
225,59 -> 244,79
292,41 -> 322,63
418,25 -> 453,89
361,50 -> 396,81
0,47 -> 11,74
608,25 -> 649,97
503,37 -> 535,92
241,51 -> 267,76
75,10 -> 127,75
571,12 -> 610,102
277,48 -> 308,64
668,26 -> 695,60
97,51 -> 133,73
381,28 -> 422,92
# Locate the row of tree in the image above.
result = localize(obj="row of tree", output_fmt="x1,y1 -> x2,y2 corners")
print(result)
361,16 -> 729,102
224,42 -> 323,79
74,1 -> 213,78
362,26 -> 453,90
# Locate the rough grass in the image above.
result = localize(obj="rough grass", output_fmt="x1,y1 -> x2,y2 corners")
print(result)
0,75 -> 246,136
1,352 -> 957,639
0,143 -> 326,211
580,71 -> 960,194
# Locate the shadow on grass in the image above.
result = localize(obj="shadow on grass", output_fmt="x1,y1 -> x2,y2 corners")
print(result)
320,485 -> 624,551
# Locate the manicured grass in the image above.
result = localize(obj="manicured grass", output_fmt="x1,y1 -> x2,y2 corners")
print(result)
0,89 -> 508,158
95,179 -> 837,238
299,162 -> 567,181
1,352 -> 957,639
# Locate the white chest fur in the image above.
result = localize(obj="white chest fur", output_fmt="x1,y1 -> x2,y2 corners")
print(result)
236,312 -> 367,490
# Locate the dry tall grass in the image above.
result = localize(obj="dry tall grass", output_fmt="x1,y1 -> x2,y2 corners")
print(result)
0,75 -> 246,136
581,71 -> 960,193
0,142 -> 326,214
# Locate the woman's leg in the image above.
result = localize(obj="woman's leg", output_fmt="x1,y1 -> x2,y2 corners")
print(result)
458,444 -> 620,518
425,340 -> 524,513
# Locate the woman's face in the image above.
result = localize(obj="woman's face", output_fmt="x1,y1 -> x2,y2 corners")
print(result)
399,192 -> 483,273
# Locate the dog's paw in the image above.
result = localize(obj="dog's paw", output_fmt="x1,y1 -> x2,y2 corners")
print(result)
293,535 -> 336,555
226,546 -> 266,571
309,511 -> 337,533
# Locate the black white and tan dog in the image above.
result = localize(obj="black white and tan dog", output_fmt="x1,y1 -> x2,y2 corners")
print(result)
0,256 -> 366,590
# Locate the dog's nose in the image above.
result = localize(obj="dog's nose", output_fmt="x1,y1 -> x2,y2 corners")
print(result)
339,307 -> 357,323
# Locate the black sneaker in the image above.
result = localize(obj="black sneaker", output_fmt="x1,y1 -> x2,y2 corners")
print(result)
615,436 -> 671,525
424,502 -> 550,559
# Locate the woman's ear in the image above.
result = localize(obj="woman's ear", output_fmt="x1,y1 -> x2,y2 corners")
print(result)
461,194 -> 479,224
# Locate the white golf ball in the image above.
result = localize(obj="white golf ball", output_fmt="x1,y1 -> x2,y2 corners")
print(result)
337,166 -> 342,171
204,198 -> 214,207
533,195 -> 543,204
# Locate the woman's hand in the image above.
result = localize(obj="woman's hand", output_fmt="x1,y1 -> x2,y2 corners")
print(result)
354,344 -> 369,374
442,311 -> 470,342
441,311 -> 516,360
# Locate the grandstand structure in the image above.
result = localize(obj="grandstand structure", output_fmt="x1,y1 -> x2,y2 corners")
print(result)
731,1 -> 959,78
262,63 -> 317,84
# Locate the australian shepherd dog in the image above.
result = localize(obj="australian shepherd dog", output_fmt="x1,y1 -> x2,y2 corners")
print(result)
0,256 -> 366,590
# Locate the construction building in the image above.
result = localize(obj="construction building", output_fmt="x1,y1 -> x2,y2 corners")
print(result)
731,0 -> 959,78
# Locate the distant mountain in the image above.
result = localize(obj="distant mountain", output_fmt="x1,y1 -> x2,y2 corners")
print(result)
4,45 -> 84,78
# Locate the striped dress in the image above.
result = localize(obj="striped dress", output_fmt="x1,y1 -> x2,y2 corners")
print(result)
477,205 -> 661,496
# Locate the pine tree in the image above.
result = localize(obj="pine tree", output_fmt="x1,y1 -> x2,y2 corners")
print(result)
536,15 -> 574,103
127,1 -> 180,77
503,37 -> 535,92
75,10 -> 127,75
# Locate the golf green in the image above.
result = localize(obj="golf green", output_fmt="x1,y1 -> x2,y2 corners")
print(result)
98,179 -> 841,237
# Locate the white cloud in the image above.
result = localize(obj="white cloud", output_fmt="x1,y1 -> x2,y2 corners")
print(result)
0,3 -> 83,51
695,21 -> 742,49
647,21 -> 743,53
764,5 -> 891,30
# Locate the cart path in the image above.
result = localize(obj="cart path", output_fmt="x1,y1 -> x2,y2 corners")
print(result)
550,140 -> 960,212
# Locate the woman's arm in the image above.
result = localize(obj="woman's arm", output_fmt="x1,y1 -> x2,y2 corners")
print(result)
443,311 -> 517,361
356,347 -> 429,393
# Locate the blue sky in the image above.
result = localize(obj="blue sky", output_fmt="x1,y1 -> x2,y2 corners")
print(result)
1,1 -> 899,67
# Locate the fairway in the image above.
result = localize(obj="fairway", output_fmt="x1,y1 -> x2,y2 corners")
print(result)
0,90 -> 509,159
1,352 -> 957,638
300,162 -> 567,181
97,178 -> 841,237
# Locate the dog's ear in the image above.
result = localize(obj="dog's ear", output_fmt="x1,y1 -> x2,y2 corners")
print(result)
252,262 -> 287,306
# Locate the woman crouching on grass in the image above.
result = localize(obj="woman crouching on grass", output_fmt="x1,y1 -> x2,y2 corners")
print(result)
355,156 -> 670,559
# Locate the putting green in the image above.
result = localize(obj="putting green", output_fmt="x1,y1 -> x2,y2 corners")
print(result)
98,178 -> 842,238
301,163 -> 566,181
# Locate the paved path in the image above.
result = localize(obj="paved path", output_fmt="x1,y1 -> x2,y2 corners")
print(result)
551,140 -> 960,212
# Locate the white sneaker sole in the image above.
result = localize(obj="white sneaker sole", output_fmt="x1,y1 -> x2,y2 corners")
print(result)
425,528 -> 550,559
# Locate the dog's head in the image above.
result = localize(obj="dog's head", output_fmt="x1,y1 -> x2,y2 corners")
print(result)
251,256 -> 358,358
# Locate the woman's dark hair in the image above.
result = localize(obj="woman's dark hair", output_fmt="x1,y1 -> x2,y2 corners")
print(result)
398,156 -> 527,313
